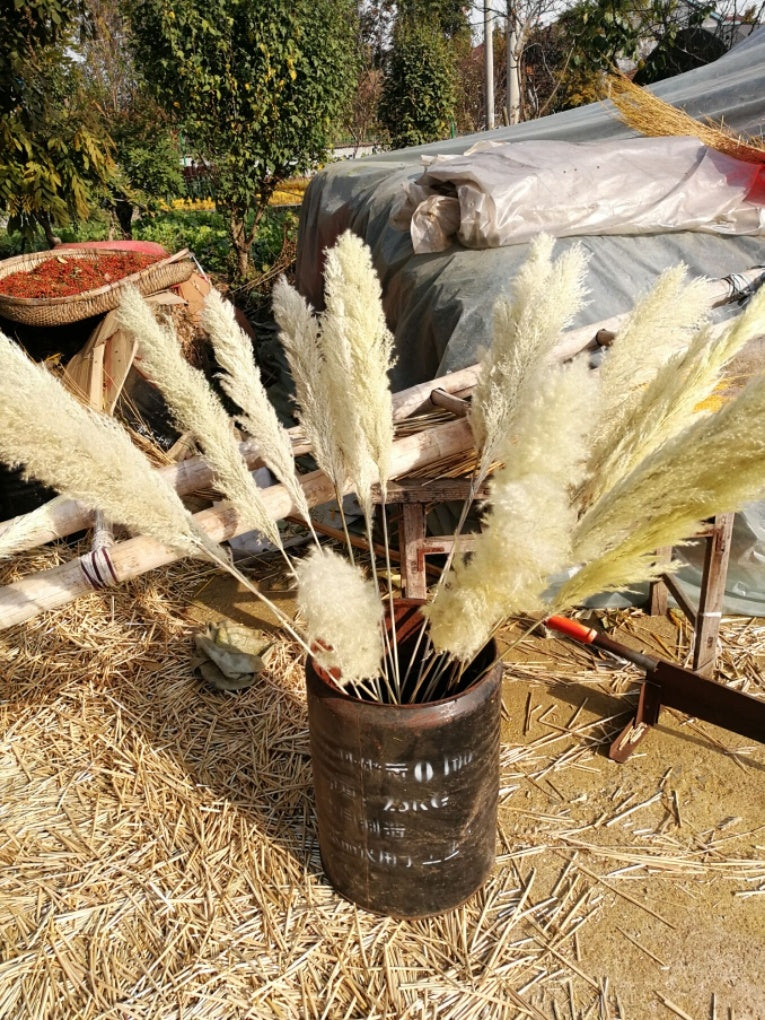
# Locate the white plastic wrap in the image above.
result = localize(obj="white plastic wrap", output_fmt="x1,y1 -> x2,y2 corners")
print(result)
396,137 -> 765,254
295,31 -> 765,612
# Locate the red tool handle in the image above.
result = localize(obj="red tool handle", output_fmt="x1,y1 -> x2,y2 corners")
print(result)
545,615 -> 598,644
546,616 -> 765,749
544,615 -> 659,673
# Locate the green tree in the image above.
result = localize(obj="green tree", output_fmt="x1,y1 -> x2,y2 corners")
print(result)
559,0 -> 721,89
358,0 -> 397,68
83,0 -> 185,238
0,0 -> 115,246
127,0 -> 358,280
379,15 -> 457,149
397,0 -> 470,37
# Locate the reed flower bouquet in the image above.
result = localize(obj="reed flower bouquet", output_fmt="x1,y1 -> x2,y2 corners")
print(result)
1,232 -> 765,704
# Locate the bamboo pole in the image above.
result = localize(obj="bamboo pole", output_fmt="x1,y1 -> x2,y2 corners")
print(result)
1,268 -> 760,555
0,370 -> 476,555
0,434 -> 310,555
0,417 -> 473,630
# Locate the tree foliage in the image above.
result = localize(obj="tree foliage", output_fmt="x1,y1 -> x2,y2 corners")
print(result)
0,0 -> 115,245
127,0 -> 358,279
397,0 -> 470,37
560,0 -> 721,85
83,0 -> 184,238
379,13 -> 458,149
514,0 -> 757,116
358,0 -> 397,68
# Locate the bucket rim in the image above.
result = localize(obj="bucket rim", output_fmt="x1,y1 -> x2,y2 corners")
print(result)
305,639 -> 501,711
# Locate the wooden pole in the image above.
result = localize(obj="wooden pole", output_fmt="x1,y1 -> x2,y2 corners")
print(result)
0,418 -> 473,630
0,369 -> 478,554
0,268 -> 759,554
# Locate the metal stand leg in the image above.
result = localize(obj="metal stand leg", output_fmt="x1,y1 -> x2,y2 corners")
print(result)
609,679 -> 663,763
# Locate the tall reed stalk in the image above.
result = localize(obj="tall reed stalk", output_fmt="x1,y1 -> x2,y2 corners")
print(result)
0,331 -> 312,656
3,231 -> 765,704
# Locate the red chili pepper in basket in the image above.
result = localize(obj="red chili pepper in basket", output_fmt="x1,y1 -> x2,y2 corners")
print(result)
0,252 -> 160,299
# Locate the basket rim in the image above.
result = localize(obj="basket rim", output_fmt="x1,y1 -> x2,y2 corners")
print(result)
0,248 -> 192,308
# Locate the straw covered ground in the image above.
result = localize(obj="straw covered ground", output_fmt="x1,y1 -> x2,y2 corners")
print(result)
1,545 -> 764,1019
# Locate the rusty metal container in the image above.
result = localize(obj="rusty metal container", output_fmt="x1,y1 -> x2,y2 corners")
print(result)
305,602 -> 501,917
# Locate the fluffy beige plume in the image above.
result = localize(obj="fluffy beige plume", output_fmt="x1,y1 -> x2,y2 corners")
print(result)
581,285 -> 765,508
584,266 -> 711,488
560,368 -> 765,608
0,333 -> 214,559
295,546 -> 384,682
321,231 -> 395,504
426,357 -> 598,661
470,235 -> 589,483
272,276 -> 348,492
200,289 -> 314,527
118,288 -> 282,551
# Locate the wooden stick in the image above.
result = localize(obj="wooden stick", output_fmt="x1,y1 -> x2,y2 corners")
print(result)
0,417 -> 473,630
0,363 -> 472,554
285,514 -> 443,578
0,352 -> 485,554
1,269 -> 758,554
0,433 -> 311,554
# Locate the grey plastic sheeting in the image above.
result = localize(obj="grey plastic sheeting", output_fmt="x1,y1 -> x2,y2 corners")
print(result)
295,29 -> 765,614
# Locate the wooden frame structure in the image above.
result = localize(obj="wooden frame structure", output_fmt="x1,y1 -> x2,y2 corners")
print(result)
648,513 -> 735,676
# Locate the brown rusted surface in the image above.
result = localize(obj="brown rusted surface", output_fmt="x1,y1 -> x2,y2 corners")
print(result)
306,605 -> 501,917
565,624 -> 765,762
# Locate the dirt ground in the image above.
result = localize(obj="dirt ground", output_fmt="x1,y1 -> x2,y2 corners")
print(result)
190,569 -> 765,1020
1,552 -> 763,1019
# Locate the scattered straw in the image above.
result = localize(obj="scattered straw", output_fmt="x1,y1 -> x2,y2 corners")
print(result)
0,555 -> 763,1018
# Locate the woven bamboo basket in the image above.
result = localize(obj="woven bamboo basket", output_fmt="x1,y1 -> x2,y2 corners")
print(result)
0,248 -> 195,327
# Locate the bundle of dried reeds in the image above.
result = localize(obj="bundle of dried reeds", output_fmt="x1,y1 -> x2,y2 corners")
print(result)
606,74 -> 765,164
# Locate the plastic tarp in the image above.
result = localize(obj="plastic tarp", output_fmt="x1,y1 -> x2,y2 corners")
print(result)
399,137 -> 765,253
295,29 -> 765,613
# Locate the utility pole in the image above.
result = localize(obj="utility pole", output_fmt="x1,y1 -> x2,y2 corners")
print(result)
506,5 -> 521,124
484,0 -> 495,130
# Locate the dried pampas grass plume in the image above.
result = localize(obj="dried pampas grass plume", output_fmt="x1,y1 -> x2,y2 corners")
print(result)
583,266 -> 712,506
426,357 -> 597,661
200,289 -> 315,532
560,368 -> 765,608
581,283 -> 765,508
272,276 -> 348,494
0,333 -> 216,560
470,234 -> 589,484
0,496 -> 66,560
321,230 -> 395,506
118,288 -> 283,552
295,546 -> 384,682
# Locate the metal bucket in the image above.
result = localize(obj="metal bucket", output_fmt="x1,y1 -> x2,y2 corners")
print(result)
305,602 -> 501,917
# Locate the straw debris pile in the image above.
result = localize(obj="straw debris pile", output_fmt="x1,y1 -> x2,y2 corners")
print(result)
1,546 -> 763,1019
